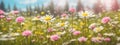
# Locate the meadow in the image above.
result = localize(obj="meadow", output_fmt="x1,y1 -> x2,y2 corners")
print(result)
0,9 -> 120,45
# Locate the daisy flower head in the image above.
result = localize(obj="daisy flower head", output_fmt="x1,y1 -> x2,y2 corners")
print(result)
93,26 -> 104,33
103,33 -> 115,36
78,11 -> 95,18
40,15 -> 55,23
56,21 -> 68,28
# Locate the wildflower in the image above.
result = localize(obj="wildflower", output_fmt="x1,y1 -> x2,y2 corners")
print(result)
101,17 -> 111,24
78,11 -> 95,18
78,36 -> 87,42
0,10 -> 5,15
0,37 -> 15,41
47,28 -> 54,32
91,37 -> 104,43
93,26 -> 104,33
22,30 -> 32,37
16,16 -> 25,23
69,8 -> 75,13
50,35 -> 60,41
40,15 -> 55,23
56,22 -> 68,27
6,17 -> 12,22
103,33 -> 115,36
9,33 -> 20,37
57,31 -> 66,36
104,37 -> 111,42
0,15 -> 5,19
89,23 -> 97,30
72,31 -> 81,36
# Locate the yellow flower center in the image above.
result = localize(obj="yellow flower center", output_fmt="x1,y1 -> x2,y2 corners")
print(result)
82,12 -> 88,17
60,23 -> 65,26
44,16 -> 52,21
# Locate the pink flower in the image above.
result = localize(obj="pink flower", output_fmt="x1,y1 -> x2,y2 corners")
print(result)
101,17 -> 111,24
22,30 -> 32,37
0,10 -> 4,15
16,16 -> 25,23
69,8 -> 75,13
47,28 -> 53,32
89,23 -> 97,30
11,10 -> 19,14
50,35 -> 60,41
0,15 -> 5,19
78,36 -> 87,42
73,31 -> 81,36
91,37 -> 103,43
60,27 -> 64,31
104,38 -> 111,42
6,17 -> 12,22
61,13 -> 67,17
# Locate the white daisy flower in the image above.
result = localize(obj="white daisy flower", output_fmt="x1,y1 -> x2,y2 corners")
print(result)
9,33 -> 20,37
40,15 -> 55,23
56,31 -> 66,36
56,21 -> 68,28
78,11 -> 95,18
93,26 -> 104,33
103,33 -> 115,36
